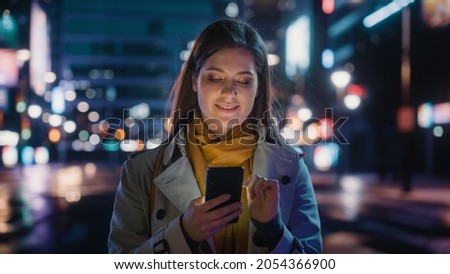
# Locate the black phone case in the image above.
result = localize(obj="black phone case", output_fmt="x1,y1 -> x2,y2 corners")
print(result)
205,166 -> 244,223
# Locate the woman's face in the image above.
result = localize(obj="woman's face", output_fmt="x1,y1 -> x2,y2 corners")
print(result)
192,47 -> 259,135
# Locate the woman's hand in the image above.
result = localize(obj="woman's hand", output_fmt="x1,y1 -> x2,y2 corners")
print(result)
181,194 -> 243,242
244,175 -> 279,223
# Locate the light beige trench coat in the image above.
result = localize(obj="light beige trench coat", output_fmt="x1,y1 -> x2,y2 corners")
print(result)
108,127 -> 322,254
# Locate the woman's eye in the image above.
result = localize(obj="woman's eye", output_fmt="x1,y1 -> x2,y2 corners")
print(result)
237,79 -> 252,86
207,76 -> 222,82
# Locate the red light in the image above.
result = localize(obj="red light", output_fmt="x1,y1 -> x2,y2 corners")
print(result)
397,106 -> 415,133
322,0 -> 335,14
347,84 -> 365,97
319,118 -> 334,140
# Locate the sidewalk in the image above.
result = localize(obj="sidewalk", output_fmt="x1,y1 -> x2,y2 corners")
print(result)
312,173 -> 450,254
1,164 -> 449,254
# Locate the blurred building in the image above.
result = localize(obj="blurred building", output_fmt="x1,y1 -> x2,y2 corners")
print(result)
1,0 -> 450,178
275,0 -> 450,177
1,0 -> 237,166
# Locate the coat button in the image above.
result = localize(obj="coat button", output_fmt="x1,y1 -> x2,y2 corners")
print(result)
156,209 -> 166,220
280,175 -> 291,185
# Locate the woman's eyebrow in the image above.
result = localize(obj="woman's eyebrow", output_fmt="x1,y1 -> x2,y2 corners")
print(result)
205,66 -> 254,76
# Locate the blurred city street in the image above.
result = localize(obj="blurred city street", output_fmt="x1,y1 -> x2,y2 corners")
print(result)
1,0 -> 450,255
1,162 -> 449,254
0,162 -> 120,253
315,172 -> 450,253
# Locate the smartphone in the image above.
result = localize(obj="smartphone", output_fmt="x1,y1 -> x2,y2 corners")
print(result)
205,166 -> 244,223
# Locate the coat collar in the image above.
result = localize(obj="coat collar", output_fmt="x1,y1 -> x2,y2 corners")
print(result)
153,128 -> 199,212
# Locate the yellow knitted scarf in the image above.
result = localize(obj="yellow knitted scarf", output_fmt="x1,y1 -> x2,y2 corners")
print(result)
186,118 -> 257,253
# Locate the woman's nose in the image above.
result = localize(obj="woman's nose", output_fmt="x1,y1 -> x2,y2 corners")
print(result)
221,83 -> 237,96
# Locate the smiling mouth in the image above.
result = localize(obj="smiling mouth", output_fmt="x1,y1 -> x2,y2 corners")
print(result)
216,104 -> 239,110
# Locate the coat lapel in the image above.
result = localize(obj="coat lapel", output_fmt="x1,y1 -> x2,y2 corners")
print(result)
253,142 -> 299,224
153,155 -> 201,212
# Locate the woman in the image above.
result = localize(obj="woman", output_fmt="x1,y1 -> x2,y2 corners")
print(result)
108,19 -> 322,254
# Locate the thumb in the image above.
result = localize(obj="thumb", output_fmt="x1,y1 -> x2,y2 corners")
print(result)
189,196 -> 205,207
242,174 -> 254,188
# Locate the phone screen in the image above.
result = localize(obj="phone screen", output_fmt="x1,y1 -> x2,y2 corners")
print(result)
205,166 -> 244,223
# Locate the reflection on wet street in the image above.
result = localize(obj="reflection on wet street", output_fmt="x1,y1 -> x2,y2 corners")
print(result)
1,163 -> 449,254
0,163 -> 120,253
315,173 -> 450,253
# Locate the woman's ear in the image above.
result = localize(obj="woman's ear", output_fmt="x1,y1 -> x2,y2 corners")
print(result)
192,76 -> 197,92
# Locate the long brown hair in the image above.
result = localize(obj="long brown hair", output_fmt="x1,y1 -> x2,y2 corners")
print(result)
167,19 -> 279,141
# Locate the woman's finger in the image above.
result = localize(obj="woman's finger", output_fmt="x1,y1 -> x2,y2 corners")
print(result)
201,194 -> 231,212
200,205 -> 243,231
246,175 -> 268,199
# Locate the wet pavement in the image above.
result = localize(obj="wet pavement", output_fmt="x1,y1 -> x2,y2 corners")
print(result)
0,162 -> 449,254
316,173 -> 450,253
0,163 -> 120,253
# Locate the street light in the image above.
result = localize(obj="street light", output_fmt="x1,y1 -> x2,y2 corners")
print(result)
330,70 -> 352,181
331,70 -> 351,88
331,70 -> 351,103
